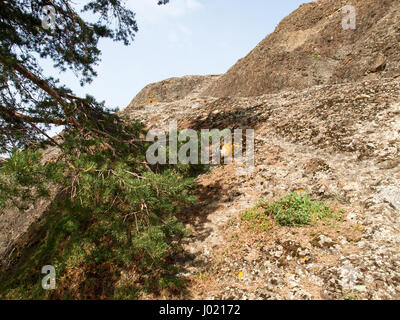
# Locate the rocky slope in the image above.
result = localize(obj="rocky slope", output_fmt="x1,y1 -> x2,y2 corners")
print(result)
126,75 -> 220,110
119,0 -> 400,300
122,76 -> 400,300
205,0 -> 400,97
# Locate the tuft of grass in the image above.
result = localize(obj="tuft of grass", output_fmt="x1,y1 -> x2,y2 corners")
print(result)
343,290 -> 360,300
241,192 -> 340,229
240,207 -> 272,232
263,192 -> 336,226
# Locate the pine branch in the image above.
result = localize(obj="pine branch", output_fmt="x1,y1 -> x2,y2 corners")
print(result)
0,104 -> 66,126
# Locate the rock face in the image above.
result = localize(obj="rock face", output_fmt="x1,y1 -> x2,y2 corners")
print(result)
125,75 -> 220,110
119,0 -> 400,300
123,76 -> 400,300
204,0 -> 400,97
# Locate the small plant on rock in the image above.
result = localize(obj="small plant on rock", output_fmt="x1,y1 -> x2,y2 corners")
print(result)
241,192 -> 339,229
261,192 -> 336,226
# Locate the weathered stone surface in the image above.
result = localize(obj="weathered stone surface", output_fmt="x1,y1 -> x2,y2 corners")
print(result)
204,0 -> 400,98
125,75 -> 220,111
122,76 -> 400,300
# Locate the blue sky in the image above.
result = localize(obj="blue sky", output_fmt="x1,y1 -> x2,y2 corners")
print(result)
51,0 -> 311,110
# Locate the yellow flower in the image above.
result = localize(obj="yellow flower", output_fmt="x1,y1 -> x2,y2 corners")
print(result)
238,271 -> 243,280
301,257 -> 309,263
297,190 -> 305,193
221,143 -> 232,157
221,143 -> 239,157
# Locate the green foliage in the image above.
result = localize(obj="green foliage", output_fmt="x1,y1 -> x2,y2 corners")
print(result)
0,119 -> 200,299
343,290 -> 360,300
0,150 -> 61,210
261,192 -> 336,226
0,0 -> 198,300
0,0 -> 167,153
240,207 -> 271,232
241,192 -> 339,229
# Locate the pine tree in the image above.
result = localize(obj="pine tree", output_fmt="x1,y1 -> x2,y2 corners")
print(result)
0,0 -> 169,152
0,1 -> 202,299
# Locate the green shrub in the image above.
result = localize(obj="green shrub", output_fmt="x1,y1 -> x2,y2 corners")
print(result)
262,192 -> 336,226
0,121 -> 201,299
241,192 -> 339,229
240,207 -> 271,232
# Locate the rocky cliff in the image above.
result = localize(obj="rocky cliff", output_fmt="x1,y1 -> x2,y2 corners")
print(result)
125,75 -> 220,111
119,0 -> 400,300
204,0 -> 400,97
